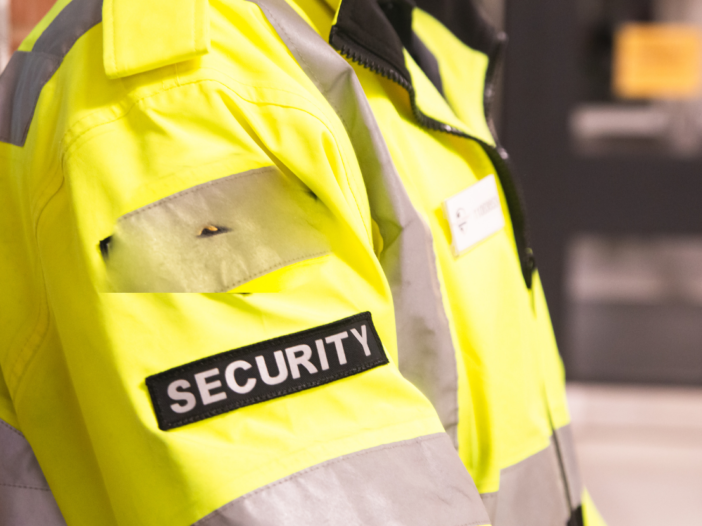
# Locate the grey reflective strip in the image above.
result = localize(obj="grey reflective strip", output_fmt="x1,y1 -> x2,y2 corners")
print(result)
480,491 -> 499,523
33,0 -> 103,56
248,0 -> 460,446
480,437 -> 572,526
0,52 -> 58,145
194,433 -> 490,526
105,166 -> 331,293
0,0 -> 102,146
0,419 -> 67,525
554,424 -> 583,509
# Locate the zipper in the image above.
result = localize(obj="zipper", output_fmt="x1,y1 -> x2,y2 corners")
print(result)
333,37 -> 536,288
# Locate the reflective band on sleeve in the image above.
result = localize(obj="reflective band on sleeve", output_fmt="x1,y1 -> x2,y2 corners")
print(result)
193,433 -> 490,526
32,0 -> 103,56
248,0 -> 460,447
0,419 -> 67,525
104,166 -> 331,293
480,432 -> 577,526
0,51 -> 58,146
0,0 -> 102,146
555,424 -> 584,511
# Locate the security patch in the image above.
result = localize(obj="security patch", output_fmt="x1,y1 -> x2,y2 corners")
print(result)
146,312 -> 388,430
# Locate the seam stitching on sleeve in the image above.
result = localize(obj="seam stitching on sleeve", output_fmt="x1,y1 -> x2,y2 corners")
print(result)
192,0 -> 196,53
215,251 -> 330,293
256,2 -> 370,241
0,419 -> 24,437
117,166 -> 275,221
0,483 -> 51,491
111,0 -> 117,72
200,433 -> 446,524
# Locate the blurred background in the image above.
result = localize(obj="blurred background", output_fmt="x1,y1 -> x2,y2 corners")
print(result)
0,0 -> 55,69
1,0 -> 701,524
487,0 -> 702,523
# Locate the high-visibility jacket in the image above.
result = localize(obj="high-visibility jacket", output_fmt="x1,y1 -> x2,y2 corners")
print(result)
0,0 -> 607,525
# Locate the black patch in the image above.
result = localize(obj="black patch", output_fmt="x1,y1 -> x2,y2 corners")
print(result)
146,312 -> 388,430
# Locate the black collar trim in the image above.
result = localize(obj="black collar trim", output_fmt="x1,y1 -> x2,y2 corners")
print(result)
414,0 -> 504,60
329,0 -> 412,86
328,0 -> 534,289
329,0 -> 504,86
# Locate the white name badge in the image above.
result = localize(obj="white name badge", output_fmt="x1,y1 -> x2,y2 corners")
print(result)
442,174 -> 505,257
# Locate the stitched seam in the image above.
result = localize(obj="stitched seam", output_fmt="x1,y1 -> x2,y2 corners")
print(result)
153,354 -> 388,429
24,50 -> 60,59
64,63 -> 334,156
191,0 -> 196,54
197,66 -> 319,98
0,483 -> 50,491
113,169 -> 331,294
58,18 -> 98,59
8,164 -> 65,398
17,55 -> 62,146
254,1 -> 460,445
5,273 -> 52,400
500,442 -> 551,475
421,216 -> 460,444
111,0 -> 117,72
256,2 -> 370,242
153,312 -> 378,379
215,250 -> 330,293
0,419 -> 24,437
4,2 -> 101,146
117,166 -> 274,221
36,5 -> 102,61
63,49 -> 334,149
187,65 -> 336,122
148,311 -> 389,429
62,78 -> 340,164
200,433 -> 446,523
188,414 -> 443,523
57,75 -> 344,238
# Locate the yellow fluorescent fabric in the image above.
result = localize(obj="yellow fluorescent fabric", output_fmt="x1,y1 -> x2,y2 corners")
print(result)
323,5 -> 594,517
0,369 -> 18,429
17,0 -> 73,52
0,0 -> 605,523
352,63 -> 553,492
412,8 -> 496,146
403,49 -> 475,139
336,4 -> 554,481
583,489 -> 608,526
102,0 -> 210,78
0,1 -> 449,523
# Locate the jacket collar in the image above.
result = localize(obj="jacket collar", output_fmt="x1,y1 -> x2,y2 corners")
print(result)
102,0 -> 210,78
329,0 -> 413,86
100,0 -> 500,82
329,0 -> 502,88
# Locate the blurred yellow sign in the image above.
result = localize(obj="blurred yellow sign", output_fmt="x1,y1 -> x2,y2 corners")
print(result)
613,23 -> 702,99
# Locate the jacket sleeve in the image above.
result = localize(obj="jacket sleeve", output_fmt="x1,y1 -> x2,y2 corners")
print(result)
0,55 -> 491,526
0,366 -> 66,524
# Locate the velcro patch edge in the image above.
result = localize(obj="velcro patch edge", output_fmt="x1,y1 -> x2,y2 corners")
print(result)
146,312 -> 388,430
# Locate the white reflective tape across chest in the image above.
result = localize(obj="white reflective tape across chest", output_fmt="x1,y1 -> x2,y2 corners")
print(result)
443,174 -> 505,257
